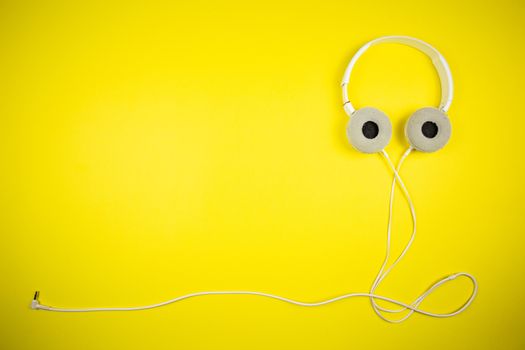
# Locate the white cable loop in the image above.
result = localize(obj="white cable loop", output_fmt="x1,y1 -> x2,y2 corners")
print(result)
32,149 -> 477,322
370,148 -> 477,322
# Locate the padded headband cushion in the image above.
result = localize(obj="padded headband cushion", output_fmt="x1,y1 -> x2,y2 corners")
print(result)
405,107 -> 451,152
347,107 -> 392,153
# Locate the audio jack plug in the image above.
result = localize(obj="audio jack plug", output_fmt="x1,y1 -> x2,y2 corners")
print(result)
31,291 -> 50,310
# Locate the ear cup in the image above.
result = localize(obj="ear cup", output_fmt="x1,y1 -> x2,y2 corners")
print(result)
405,107 -> 451,152
347,107 -> 392,153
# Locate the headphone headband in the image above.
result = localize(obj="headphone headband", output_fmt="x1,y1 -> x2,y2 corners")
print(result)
341,36 -> 453,116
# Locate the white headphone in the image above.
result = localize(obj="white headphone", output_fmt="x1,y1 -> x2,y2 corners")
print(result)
30,36 -> 477,324
342,36 -> 453,153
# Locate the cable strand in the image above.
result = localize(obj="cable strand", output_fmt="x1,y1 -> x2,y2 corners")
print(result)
32,149 -> 477,322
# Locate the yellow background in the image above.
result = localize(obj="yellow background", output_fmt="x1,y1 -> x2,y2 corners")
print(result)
1,0 -> 524,349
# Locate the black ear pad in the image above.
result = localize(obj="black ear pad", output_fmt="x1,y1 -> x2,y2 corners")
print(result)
405,107 -> 451,152
347,107 -> 392,153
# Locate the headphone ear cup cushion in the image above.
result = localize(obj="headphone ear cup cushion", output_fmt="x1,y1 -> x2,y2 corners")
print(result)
347,107 -> 392,153
405,107 -> 451,152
